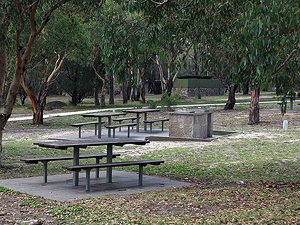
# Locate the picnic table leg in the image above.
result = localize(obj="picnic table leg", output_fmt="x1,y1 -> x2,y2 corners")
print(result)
106,144 -> 113,183
94,123 -> 97,136
73,147 -> 80,186
42,161 -> 48,183
118,121 -> 122,132
98,118 -> 102,138
136,113 -> 140,132
86,169 -> 91,191
138,165 -> 143,186
78,127 -> 82,138
207,113 -> 213,137
290,98 -> 293,110
108,116 -> 112,138
144,112 -> 147,131
95,157 -> 100,178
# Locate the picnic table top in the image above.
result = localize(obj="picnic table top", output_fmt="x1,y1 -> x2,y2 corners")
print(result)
34,138 -> 149,149
123,108 -> 160,113
82,112 -> 127,117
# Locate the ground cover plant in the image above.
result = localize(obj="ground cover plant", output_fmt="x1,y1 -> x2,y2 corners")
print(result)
0,93 -> 299,224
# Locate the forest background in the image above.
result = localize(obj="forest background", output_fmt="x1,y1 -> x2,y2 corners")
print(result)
1,0 -> 300,163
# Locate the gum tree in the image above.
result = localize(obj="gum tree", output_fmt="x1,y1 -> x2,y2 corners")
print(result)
21,12 -> 91,124
238,0 -> 300,124
0,0 -> 103,165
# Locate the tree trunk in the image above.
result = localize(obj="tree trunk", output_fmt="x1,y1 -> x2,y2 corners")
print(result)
224,84 -> 238,110
194,45 -> 199,76
35,98 -> 46,125
109,72 -> 114,105
0,27 -> 7,165
94,86 -> 100,106
141,69 -> 146,104
91,56 -> 106,107
130,88 -> 135,102
0,25 -> 8,107
71,89 -> 78,106
100,93 -> 105,107
122,73 -> 128,104
248,87 -> 260,125
135,83 -> 141,101
166,79 -> 173,97
243,83 -> 249,95
141,81 -> 145,104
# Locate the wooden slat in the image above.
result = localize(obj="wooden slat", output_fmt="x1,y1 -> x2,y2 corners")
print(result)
113,117 -> 137,122
33,139 -> 150,149
144,118 -> 169,123
105,123 -> 137,128
63,160 -> 164,171
70,121 -> 104,127
21,153 -> 121,164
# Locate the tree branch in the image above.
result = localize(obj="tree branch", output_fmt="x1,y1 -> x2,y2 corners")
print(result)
273,46 -> 299,75
147,0 -> 173,27
47,51 -> 67,83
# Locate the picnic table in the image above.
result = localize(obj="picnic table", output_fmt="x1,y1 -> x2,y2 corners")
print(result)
34,138 -> 150,186
122,108 -> 160,132
82,112 -> 126,138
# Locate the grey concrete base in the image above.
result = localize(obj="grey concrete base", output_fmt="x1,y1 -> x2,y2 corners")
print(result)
50,129 -> 236,142
0,171 -> 192,201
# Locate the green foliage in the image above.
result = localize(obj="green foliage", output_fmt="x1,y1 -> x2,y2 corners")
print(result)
148,101 -> 158,109
0,186 -> 9,193
57,60 -> 95,106
238,1 -> 300,87
161,91 -> 180,109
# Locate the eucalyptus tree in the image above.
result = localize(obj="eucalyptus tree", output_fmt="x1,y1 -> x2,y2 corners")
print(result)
187,1 -> 245,110
21,12 -> 91,124
58,59 -> 95,105
0,0 -> 103,164
238,0 -> 300,124
143,2 -> 193,97
96,1 -> 147,104
153,0 -> 300,123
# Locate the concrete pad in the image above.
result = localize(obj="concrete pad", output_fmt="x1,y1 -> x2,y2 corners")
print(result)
0,171 -> 192,201
50,128 -> 234,142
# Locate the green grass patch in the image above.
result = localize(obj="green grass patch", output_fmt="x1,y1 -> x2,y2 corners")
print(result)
1,92 -> 300,224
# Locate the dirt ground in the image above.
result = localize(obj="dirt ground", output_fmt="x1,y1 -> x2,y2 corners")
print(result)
1,108 -> 300,224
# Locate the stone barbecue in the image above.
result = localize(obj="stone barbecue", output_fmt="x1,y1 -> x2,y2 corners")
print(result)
169,110 -> 213,139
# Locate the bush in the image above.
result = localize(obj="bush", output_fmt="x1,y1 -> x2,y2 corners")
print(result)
148,101 -> 158,109
162,91 -> 180,109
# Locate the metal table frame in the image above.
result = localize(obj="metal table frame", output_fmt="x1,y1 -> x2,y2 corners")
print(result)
82,112 -> 126,138
34,139 -> 149,186
122,109 -> 160,132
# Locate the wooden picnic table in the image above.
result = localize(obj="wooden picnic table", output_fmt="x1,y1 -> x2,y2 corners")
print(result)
122,109 -> 160,132
34,138 -> 149,186
82,112 -> 126,138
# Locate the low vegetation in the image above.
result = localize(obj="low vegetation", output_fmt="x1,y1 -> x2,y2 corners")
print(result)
0,93 -> 299,224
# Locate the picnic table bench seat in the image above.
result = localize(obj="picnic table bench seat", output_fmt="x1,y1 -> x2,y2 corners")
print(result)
113,117 -> 138,131
63,159 -> 164,191
21,153 -> 120,183
143,118 -> 169,132
70,121 -> 105,138
105,123 -> 137,138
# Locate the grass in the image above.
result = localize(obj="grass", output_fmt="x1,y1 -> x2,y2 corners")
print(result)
0,92 -> 300,224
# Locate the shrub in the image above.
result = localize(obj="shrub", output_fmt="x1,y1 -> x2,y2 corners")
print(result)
162,91 -> 180,109
148,101 -> 158,109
